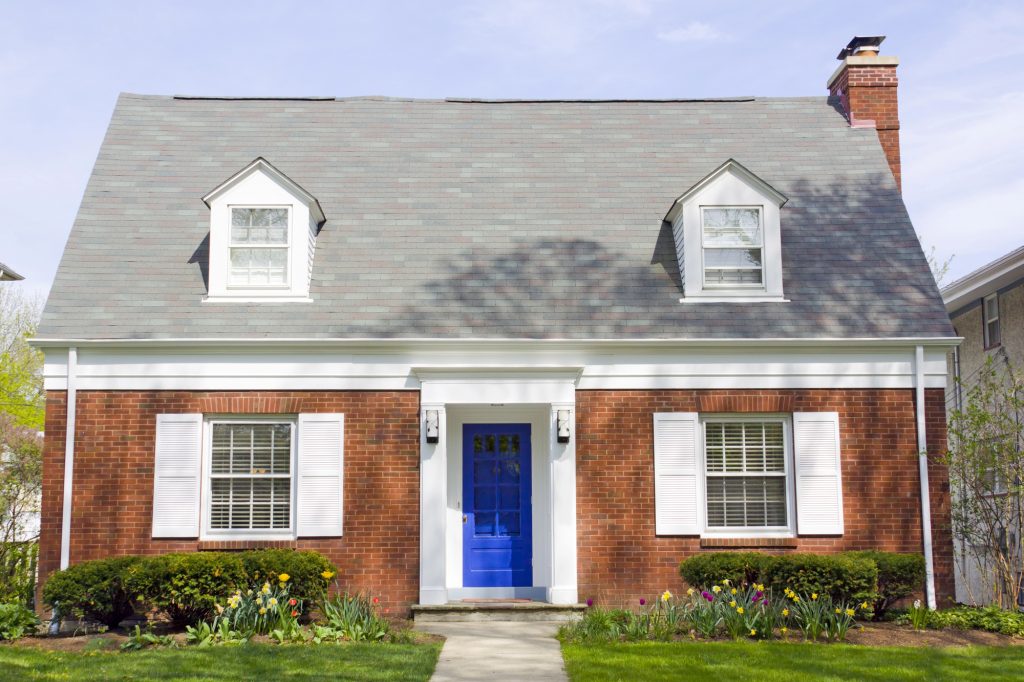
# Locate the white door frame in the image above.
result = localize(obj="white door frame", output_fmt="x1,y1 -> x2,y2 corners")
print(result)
415,368 -> 579,606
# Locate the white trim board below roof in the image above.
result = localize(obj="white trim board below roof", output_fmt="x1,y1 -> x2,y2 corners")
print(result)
942,245 -> 1024,313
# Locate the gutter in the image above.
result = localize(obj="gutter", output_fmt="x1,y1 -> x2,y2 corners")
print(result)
915,345 -> 937,609
60,347 -> 77,570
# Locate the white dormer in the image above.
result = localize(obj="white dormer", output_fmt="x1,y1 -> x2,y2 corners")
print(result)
665,159 -> 788,303
202,158 -> 326,302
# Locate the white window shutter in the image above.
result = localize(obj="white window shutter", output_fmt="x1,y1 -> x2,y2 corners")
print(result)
152,414 -> 203,538
653,413 -> 701,535
296,413 -> 344,537
793,412 -> 844,535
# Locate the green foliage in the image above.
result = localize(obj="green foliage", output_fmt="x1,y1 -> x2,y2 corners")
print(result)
238,549 -> 335,605
558,607 -> 628,643
218,579 -> 303,637
893,605 -> 1024,637
120,624 -> 178,651
124,552 -> 246,628
844,550 -> 924,617
320,593 -> 390,642
908,598 -> 928,630
184,619 -> 249,647
42,556 -> 141,628
0,601 -> 39,640
0,288 -> 44,431
0,541 -> 37,605
680,552 -> 879,605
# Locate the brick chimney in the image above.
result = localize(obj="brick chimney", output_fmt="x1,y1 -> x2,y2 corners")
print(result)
827,36 -> 902,190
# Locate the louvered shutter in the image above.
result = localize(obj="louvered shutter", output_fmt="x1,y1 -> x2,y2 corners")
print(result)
653,413 -> 701,535
296,413 -> 344,537
152,414 -> 203,538
793,412 -> 844,535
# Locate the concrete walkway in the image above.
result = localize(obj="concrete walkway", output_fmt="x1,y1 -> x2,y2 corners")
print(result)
416,621 -> 567,682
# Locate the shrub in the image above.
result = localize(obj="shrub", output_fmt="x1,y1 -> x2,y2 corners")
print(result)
42,556 -> 141,628
764,553 -> 877,605
908,605 -> 1024,637
0,602 -> 39,640
238,549 -> 335,605
679,552 -> 771,589
125,552 -> 246,628
0,542 -> 38,606
319,593 -> 390,642
844,550 -> 924,617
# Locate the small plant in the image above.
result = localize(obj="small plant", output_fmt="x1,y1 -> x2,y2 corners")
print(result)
218,573 -> 303,637
786,588 -> 829,641
320,593 -> 389,642
558,606 -> 623,642
120,624 -> 177,651
686,589 -> 721,638
184,619 -> 248,647
0,602 -> 39,640
908,599 -> 928,631
824,603 -> 859,642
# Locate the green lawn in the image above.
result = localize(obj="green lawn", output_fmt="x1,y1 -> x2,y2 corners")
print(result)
0,642 -> 441,681
562,641 -> 1024,682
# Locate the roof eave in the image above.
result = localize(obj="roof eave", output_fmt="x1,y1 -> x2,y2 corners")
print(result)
664,158 -> 789,223
201,157 -> 327,225
941,245 -> 1024,312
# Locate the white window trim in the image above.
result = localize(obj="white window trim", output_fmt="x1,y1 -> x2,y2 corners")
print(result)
700,205 -> 766,291
983,293 -> 1000,348
199,415 -> 298,541
698,414 -> 796,539
227,205 -> 292,291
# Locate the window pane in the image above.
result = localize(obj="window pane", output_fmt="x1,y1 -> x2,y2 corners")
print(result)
230,208 -> 289,244
704,248 -> 763,268
985,296 -> 998,321
705,421 -> 788,528
706,476 -> 787,528
703,208 -> 761,247
228,247 -> 288,286
209,422 -> 292,531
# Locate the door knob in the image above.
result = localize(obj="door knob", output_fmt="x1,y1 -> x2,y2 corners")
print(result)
463,515 -> 468,524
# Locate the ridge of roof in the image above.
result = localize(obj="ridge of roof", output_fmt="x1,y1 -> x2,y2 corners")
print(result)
151,93 -> 825,104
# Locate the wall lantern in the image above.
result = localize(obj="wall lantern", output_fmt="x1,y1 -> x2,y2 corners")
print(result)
557,409 -> 571,443
425,410 -> 439,443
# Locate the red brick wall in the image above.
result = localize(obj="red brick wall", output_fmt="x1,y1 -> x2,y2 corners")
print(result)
829,63 -> 901,190
38,391 -> 421,616
575,389 -> 954,607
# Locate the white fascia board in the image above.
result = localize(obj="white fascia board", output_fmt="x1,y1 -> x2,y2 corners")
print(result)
941,245 -> 1024,312
664,158 -> 788,223
202,157 -> 326,225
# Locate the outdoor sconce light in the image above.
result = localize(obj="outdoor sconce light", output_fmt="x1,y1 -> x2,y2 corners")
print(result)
425,410 -> 439,443
557,409 -> 571,443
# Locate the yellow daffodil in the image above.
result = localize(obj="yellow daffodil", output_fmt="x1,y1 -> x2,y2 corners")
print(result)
736,606 -> 744,615
729,600 -> 737,608
846,608 -> 856,617
661,590 -> 672,602
722,579 -> 731,586
811,593 -> 818,601
687,588 -> 695,596
262,583 -> 271,594
793,596 -> 800,603
860,602 -> 869,610
269,597 -> 278,606
756,584 -> 764,592
835,608 -> 841,614
322,570 -> 336,580
749,628 -> 757,636
712,585 -> 721,594
781,627 -> 788,634
259,607 -> 267,615
730,588 -> 737,595
279,573 -> 290,583
782,608 -> 789,617
215,604 -> 224,614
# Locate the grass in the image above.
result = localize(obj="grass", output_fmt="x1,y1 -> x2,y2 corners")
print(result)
561,641 -> 1024,682
0,642 -> 441,681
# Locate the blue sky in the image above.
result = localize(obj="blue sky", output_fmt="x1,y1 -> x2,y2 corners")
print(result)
2,0 -> 1021,300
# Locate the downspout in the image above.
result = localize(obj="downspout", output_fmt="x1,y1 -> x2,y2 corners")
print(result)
915,345 -> 937,609
59,346 -> 77,570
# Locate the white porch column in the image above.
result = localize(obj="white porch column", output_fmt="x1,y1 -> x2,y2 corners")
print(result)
419,403 -> 448,605
547,402 -> 578,604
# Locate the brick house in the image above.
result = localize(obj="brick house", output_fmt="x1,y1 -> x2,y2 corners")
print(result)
35,36 -> 956,616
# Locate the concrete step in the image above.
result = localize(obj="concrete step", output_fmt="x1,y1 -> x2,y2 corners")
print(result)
411,601 -> 587,623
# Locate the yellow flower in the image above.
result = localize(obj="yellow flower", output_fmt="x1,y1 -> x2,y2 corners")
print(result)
846,608 -> 856,617
755,584 -> 764,591
782,608 -> 789,617
736,607 -> 744,615
712,585 -> 721,594
749,628 -> 757,636
322,570 -> 336,580
262,583 -> 271,594
269,598 -> 278,606
793,596 -> 800,603
661,590 -> 673,602
259,607 -> 267,615
279,573 -> 290,583
729,600 -> 737,608
722,579 -> 731,586
686,588 -> 695,596
781,627 -> 788,634
215,604 -> 224,614
860,602 -> 869,610
834,608 -> 841,614
811,593 -> 818,601
730,588 -> 737,595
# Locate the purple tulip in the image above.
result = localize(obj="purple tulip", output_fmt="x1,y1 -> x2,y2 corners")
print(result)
639,598 -> 646,606
702,591 -> 714,602
753,590 -> 764,603
586,598 -> 594,608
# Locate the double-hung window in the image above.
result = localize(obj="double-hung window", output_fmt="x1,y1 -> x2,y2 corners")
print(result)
703,418 -> 790,532
208,420 -> 294,533
701,207 -> 764,288
983,293 -> 1001,348
229,207 -> 290,287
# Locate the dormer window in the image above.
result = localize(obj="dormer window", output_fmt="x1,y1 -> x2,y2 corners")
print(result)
202,158 -> 325,302
666,159 -> 787,303
230,208 -> 290,287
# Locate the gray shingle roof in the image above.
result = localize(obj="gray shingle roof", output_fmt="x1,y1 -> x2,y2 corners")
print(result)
38,93 -> 954,340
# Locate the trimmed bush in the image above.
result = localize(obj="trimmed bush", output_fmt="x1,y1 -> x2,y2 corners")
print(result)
42,556 -> 141,628
0,602 -> 40,640
680,551 -> 879,605
124,552 -> 246,628
238,549 -> 336,603
844,550 -> 924,617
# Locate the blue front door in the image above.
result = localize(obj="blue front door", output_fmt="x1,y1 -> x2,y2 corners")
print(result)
463,424 -> 532,587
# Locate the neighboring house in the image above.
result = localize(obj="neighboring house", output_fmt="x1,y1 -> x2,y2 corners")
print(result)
34,36 -> 957,615
0,262 -> 24,281
942,245 -> 1024,605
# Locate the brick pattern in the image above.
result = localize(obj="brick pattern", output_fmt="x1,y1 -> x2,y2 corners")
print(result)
829,64 -> 901,190
38,391 -> 421,616
575,389 -> 953,607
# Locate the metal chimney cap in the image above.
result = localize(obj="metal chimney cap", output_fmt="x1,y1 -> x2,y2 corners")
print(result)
837,36 -> 886,60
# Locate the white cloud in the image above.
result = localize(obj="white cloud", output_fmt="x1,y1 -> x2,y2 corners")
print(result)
656,21 -> 726,43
